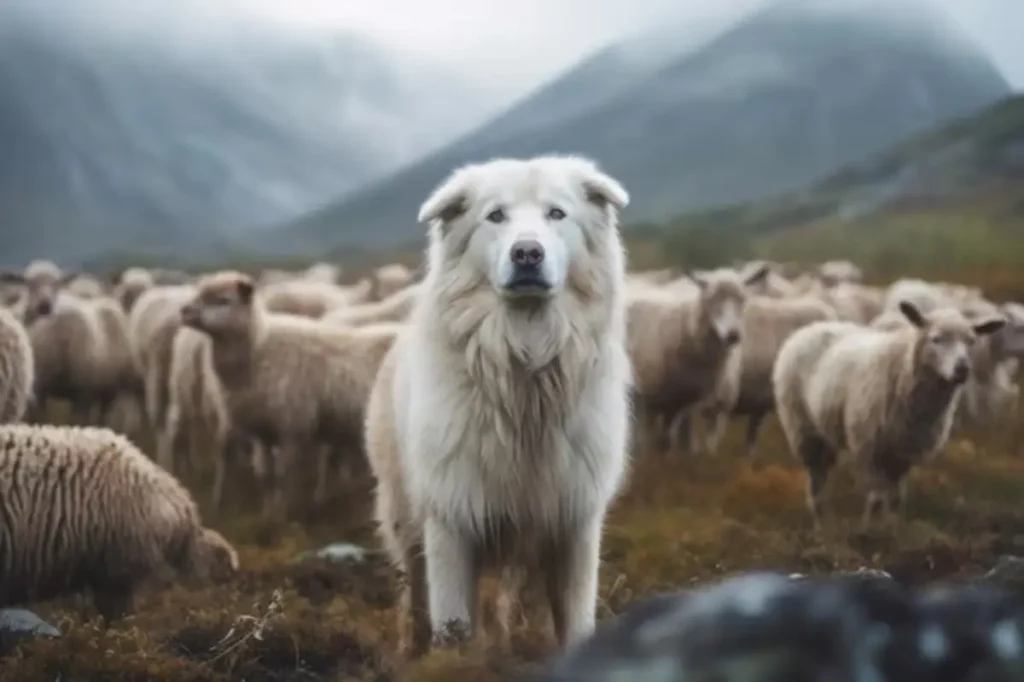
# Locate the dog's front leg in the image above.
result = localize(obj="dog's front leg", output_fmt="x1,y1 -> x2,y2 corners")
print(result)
424,516 -> 477,646
545,515 -> 603,648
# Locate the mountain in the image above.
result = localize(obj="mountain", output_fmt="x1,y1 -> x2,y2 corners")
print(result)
667,93 -> 1024,236
280,0 -> 1012,253
0,10 -> 492,268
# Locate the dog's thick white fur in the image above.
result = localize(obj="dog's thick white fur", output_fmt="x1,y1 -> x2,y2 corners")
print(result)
364,155 -> 633,654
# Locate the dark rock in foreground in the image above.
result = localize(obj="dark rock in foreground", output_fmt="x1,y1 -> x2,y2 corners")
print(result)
0,609 -> 59,655
524,571 -> 1024,682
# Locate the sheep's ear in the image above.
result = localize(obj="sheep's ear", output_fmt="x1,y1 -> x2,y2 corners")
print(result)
743,262 -> 771,286
581,167 -> 629,210
974,316 -> 1006,336
0,271 -> 24,284
236,277 -> 255,303
686,270 -> 709,290
898,300 -> 927,328
58,271 -> 79,286
418,171 -> 470,226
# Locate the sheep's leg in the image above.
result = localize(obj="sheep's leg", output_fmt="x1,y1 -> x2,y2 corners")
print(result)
261,443 -> 289,520
889,476 -> 909,514
143,362 -> 164,430
156,404 -> 181,474
704,408 -> 729,455
799,435 -> 835,529
744,411 -> 768,459
210,427 -> 237,514
667,411 -> 695,454
544,516 -> 602,648
314,444 -> 331,505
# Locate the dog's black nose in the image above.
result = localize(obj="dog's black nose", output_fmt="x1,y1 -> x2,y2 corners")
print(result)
510,240 -> 544,268
35,299 -> 52,316
952,359 -> 969,383
724,329 -> 741,345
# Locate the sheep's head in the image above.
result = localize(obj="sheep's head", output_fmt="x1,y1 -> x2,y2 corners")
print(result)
900,300 -> 1005,385
0,261 -> 77,323
112,267 -> 156,312
180,271 -> 256,337
184,527 -> 239,582
687,266 -> 766,346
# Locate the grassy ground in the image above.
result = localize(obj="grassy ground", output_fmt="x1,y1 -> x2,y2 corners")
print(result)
3,393 -> 1024,681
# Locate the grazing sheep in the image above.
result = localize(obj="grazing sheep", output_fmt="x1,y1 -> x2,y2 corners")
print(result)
365,155 -> 632,655
704,295 -> 838,457
0,423 -> 238,622
321,284 -> 420,326
773,301 -> 1005,528
0,308 -> 33,423
628,264 -> 769,453
180,272 -> 398,517
259,278 -> 374,318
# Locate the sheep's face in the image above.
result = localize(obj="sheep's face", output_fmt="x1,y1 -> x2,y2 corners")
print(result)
0,268 -> 76,323
900,301 -> 1006,385
690,266 -> 767,346
181,272 -> 255,337
997,304 -> 1024,356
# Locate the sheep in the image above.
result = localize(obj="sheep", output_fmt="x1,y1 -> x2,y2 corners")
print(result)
302,262 -> 342,284
3,266 -> 142,430
259,278 -> 374,318
66,274 -> 106,300
738,260 -> 798,299
372,263 -> 415,299
628,264 -> 770,453
0,260 -> 77,326
180,271 -> 398,517
0,307 -> 33,424
0,423 -> 238,622
883,278 -> 952,315
772,301 -> 1005,529
816,260 -> 863,286
820,283 -> 885,324
875,300 -> 1024,429
127,285 -> 196,431
112,267 -> 157,313
702,295 -> 838,457
321,283 -> 420,326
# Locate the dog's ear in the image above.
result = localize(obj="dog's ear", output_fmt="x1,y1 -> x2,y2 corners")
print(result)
580,165 -> 629,211
418,170 -> 470,226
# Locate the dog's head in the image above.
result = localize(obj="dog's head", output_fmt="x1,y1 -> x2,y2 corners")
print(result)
417,155 -> 629,304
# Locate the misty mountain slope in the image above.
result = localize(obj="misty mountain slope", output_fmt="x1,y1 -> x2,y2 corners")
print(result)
281,0 -> 1011,252
671,93 -> 1024,237
0,15 -> 491,268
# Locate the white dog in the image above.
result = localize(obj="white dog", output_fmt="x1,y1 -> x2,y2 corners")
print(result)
364,155 -> 633,655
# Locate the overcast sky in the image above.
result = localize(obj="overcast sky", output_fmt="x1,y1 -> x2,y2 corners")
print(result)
12,0 -> 1024,95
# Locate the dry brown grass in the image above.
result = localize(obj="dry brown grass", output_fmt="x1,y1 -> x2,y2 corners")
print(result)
4,263 -> 1024,681
3,406 -> 1023,682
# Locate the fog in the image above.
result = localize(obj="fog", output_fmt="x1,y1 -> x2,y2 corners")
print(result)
7,0 -> 1020,102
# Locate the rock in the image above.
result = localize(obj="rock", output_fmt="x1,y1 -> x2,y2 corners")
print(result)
295,542 -> 370,564
525,571 -> 1024,682
975,555 -> 1024,590
0,608 -> 59,654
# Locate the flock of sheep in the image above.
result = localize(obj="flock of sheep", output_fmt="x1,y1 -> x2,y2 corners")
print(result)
0,154 -> 1021,662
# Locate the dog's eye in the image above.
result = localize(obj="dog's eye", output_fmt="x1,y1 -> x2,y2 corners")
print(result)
486,208 -> 506,223
547,207 -> 566,220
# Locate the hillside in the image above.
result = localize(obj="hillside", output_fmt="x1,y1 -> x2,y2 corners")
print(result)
278,0 -> 1011,253
648,94 -> 1024,279
0,10 -> 491,268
